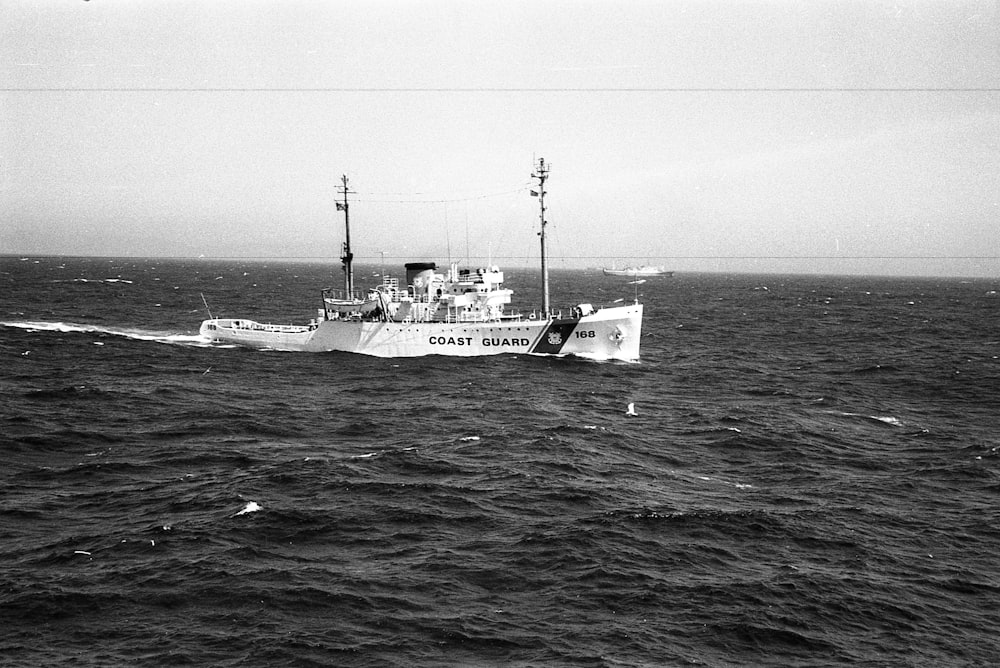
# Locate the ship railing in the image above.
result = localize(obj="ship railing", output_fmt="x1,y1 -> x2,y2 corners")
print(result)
437,311 -> 489,324
458,312 -> 514,324
229,321 -> 309,333
269,324 -> 310,332
526,310 -> 564,320
323,287 -> 365,302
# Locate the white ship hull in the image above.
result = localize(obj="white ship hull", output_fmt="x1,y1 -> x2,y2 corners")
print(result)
200,303 -> 642,361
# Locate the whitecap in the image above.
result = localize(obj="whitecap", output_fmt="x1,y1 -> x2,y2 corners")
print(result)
460,436 -> 480,442
871,416 -> 903,426
236,501 -> 261,516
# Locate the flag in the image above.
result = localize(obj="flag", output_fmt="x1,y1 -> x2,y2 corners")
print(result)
530,190 -> 538,197
336,202 -> 346,211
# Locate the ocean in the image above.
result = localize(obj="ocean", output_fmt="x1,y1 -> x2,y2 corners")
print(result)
2,256 -> 998,667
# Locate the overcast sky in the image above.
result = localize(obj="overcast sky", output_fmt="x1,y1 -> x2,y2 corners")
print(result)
2,0 -> 998,276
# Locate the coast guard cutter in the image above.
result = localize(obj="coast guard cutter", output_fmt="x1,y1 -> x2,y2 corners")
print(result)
199,159 -> 643,361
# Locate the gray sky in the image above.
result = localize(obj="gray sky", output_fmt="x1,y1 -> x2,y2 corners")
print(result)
3,0 -> 998,276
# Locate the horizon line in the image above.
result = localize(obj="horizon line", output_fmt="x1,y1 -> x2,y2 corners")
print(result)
3,254 -> 997,261
4,87 -> 998,93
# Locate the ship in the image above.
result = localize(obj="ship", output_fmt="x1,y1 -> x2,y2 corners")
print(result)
199,159 -> 643,361
602,265 -> 673,277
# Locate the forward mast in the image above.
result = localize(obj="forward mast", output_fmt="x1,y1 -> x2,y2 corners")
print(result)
531,158 -> 550,318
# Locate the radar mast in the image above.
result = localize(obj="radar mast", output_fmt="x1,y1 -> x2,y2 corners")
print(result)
337,175 -> 355,295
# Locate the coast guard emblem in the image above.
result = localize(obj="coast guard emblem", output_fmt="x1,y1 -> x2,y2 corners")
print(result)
530,322 -> 577,354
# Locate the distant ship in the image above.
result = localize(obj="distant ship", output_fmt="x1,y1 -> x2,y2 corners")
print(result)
602,265 -> 673,277
199,159 -> 644,361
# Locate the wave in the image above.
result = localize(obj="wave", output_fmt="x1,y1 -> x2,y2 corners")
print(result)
51,278 -> 135,284
829,410 -> 904,427
0,320 -> 213,347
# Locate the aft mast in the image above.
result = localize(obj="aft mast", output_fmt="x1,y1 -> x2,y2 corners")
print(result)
337,175 -> 355,296
531,158 -> 550,318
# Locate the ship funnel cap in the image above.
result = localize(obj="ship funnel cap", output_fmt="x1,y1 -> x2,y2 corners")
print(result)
405,262 -> 438,293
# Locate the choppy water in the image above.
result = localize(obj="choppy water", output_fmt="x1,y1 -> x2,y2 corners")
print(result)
2,256 -> 999,667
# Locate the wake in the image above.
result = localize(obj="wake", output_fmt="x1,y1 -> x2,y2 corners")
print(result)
1,320 -> 220,347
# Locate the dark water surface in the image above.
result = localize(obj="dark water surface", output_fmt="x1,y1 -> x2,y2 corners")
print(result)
2,256 -> 999,666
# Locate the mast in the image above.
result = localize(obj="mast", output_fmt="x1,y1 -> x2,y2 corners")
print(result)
336,174 -> 354,296
531,158 -> 550,318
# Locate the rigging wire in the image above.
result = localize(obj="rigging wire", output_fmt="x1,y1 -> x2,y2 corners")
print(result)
352,183 -> 533,204
7,87 -> 998,92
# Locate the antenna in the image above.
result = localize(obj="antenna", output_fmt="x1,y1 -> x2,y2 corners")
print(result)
200,293 -> 214,320
445,207 -> 452,265
531,158 -> 550,318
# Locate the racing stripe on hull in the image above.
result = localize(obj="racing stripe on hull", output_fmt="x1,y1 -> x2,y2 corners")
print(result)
529,319 -> 580,355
